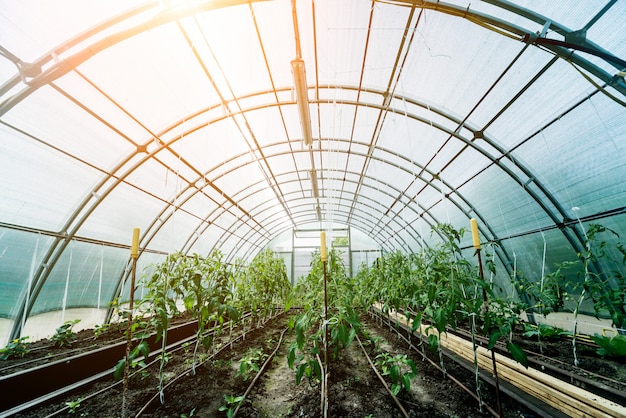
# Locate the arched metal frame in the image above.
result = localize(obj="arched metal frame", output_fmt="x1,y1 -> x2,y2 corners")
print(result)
2,0 -> 624,339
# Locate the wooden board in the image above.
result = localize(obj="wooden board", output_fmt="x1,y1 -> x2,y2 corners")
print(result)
372,305 -> 626,418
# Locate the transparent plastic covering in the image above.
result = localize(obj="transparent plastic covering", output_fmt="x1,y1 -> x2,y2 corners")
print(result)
0,0 -> 625,342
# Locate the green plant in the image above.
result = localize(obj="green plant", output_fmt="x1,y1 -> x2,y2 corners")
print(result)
287,247 -> 361,386
522,323 -> 570,340
582,224 -> 626,331
237,348 -> 267,381
180,250 -> 239,375
66,397 -> 82,414
591,334 -> 626,358
0,336 -> 30,360
374,352 -> 418,396
114,340 -> 150,380
93,323 -> 110,339
218,394 -> 244,418
51,319 -> 81,347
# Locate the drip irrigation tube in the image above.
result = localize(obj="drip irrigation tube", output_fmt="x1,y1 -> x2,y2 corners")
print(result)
136,310 -> 285,417
232,326 -> 289,418
355,332 -> 410,418
369,309 -> 501,417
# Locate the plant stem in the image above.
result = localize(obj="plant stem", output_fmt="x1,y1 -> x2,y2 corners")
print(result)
121,257 -> 137,418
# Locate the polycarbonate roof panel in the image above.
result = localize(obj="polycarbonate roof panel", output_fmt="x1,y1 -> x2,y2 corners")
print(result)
0,122 -> 100,231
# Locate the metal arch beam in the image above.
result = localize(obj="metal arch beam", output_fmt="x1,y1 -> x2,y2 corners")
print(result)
0,0 -> 275,116
5,0 -> 619,338
119,82 -> 609,269
179,150 -> 440,262
234,207 -> 402,264
215,164 -> 438,261
1,0 -> 613,266
154,81 -> 597,290
217,163 -> 469,263
218,174 -> 423,261
387,0 -> 626,96
0,2 -> 157,98
135,92 -> 531,279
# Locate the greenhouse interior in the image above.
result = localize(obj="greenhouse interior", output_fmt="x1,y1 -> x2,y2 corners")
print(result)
1,1 -> 625,417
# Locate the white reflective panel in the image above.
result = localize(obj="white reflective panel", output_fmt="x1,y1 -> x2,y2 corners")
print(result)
398,11 -> 517,117
439,145 -> 492,189
78,182 -> 165,243
214,161 -> 265,196
412,184 -> 441,210
171,122 -> 251,176
0,122 -> 100,231
149,208 -> 203,253
0,228 -> 53,319
191,4 -> 275,101
28,240 -> 126,316
351,106 -> 381,142
487,59 -> 599,149
245,107 -> 290,148
361,3 -> 411,89
365,158 -> 412,193
587,5 -> 626,58
78,22 -> 213,133
276,178 -> 304,197
264,153 -> 299,180
318,104 -> 358,142
469,46 -> 553,130
187,225 -> 223,256
123,157 -> 184,201
211,209 -> 238,232
9,78 -> 135,169
515,93 -> 626,219
458,166 -> 550,238
54,72 -> 153,147
511,1 -> 607,32
308,1 -> 369,88
0,1 -> 139,62
179,192 -> 219,221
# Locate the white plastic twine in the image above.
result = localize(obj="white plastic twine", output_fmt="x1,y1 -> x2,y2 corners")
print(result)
61,243 -> 73,323
540,231 -> 546,293
97,244 -> 104,311
512,251 -> 517,297
22,233 -> 40,334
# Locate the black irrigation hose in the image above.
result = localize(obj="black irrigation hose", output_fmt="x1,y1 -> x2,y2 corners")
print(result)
232,326 -> 289,418
354,332 -> 410,418
369,308 -> 500,418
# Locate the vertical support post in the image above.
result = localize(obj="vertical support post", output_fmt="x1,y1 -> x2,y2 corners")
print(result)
471,218 -> 502,418
320,231 -> 329,418
122,228 -> 140,418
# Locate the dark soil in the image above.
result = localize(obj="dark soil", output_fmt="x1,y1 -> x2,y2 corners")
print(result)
4,309 -> 625,417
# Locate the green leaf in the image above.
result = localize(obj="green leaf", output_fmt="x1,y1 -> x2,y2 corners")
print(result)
391,383 -> 401,396
287,345 -> 296,369
427,333 -> 439,352
507,342 -> 528,368
402,373 -> 412,392
591,334 -> 626,358
296,363 -> 307,385
488,330 -> 501,350
390,365 -> 399,383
